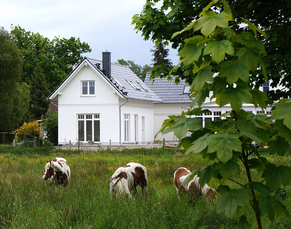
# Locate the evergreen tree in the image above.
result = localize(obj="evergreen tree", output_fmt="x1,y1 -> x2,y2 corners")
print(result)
30,65 -> 50,119
151,42 -> 172,67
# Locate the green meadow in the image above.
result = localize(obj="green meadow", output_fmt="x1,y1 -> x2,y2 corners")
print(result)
0,146 -> 291,228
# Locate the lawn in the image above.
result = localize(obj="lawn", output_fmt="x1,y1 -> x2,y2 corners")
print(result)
0,146 -> 290,228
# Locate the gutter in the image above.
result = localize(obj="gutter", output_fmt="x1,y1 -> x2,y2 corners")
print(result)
119,98 -> 129,145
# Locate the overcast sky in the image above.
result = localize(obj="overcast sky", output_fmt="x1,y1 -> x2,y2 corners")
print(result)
0,0 -> 179,66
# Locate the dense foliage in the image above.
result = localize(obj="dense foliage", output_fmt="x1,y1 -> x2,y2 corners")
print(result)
143,1 -> 291,228
42,110 -> 58,146
132,0 -> 291,101
14,120 -> 40,140
10,26 -> 92,119
0,28 -> 30,132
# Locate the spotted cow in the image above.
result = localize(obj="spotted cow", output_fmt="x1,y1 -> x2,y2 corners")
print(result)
174,167 -> 216,201
43,157 -> 71,186
110,162 -> 148,198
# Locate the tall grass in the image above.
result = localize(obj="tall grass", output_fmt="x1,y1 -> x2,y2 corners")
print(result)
0,146 -> 290,228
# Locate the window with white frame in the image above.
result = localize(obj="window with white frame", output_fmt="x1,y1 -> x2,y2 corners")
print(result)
81,81 -> 95,95
78,114 -> 100,142
134,114 -> 138,142
195,111 -> 222,127
124,114 -> 130,142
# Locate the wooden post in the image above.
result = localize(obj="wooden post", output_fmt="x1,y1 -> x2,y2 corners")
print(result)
34,136 -> 37,147
69,140 -> 71,150
109,139 -> 111,150
78,140 -> 80,151
163,138 -> 165,148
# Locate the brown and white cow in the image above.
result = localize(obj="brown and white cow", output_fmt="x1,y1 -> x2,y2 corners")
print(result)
43,157 -> 71,186
174,167 -> 216,201
110,162 -> 148,198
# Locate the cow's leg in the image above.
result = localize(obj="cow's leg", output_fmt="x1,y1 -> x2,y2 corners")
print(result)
142,186 -> 148,197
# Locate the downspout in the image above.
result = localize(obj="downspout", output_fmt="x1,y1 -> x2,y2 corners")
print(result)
119,98 -> 129,145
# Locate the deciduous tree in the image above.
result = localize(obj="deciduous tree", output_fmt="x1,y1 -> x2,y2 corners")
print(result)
0,27 -> 29,132
132,0 -> 291,100
153,1 -> 291,228
10,26 -> 92,119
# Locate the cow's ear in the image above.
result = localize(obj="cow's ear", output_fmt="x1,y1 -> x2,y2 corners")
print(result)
47,160 -> 49,163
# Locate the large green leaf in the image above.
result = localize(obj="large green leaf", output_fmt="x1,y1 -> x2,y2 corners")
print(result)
208,133 -> 242,163
194,11 -> 229,37
268,136 -> 291,156
204,40 -> 234,64
250,88 -> 268,109
272,100 -> 291,129
191,65 -> 213,92
186,133 -> 211,155
217,188 -> 252,218
163,116 -> 202,139
216,86 -> 253,112
217,159 -> 241,179
262,164 -> 291,191
238,215 -> 251,229
236,119 -> 264,144
191,88 -> 209,107
259,195 -> 289,222
236,47 -> 261,72
250,182 -> 270,196
179,36 -> 205,66
219,60 -> 250,84
199,164 -> 219,186
276,120 -> 291,142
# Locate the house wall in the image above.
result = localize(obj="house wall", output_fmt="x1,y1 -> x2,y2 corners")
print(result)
56,65 -> 156,146
120,99 -> 155,144
57,66 -> 120,145
153,103 -> 190,141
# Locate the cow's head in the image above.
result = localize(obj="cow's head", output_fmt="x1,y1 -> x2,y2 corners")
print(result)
43,161 -> 54,180
110,171 -> 127,196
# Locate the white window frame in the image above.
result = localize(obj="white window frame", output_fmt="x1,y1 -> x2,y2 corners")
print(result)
81,81 -> 95,96
124,114 -> 130,142
77,113 -> 100,142
134,114 -> 138,142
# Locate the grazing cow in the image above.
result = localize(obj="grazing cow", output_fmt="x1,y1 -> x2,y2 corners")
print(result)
174,167 -> 216,201
110,162 -> 148,198
43,157 -> 71,186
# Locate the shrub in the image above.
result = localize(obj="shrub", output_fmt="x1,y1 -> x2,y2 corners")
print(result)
14,120 -> 39,140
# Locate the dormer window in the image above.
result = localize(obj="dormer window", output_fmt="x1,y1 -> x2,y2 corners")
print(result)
184,86 -> 191,94
82,81 -> 95,95
263,81 -> 269,93
126,79 -> 141,90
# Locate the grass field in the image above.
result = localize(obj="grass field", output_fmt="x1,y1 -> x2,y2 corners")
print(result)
0,146 -> 291,228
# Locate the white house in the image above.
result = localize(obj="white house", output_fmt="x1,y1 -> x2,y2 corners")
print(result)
48,52 -> 161,146
145,74 -> 275,142
144,73 -> 193,141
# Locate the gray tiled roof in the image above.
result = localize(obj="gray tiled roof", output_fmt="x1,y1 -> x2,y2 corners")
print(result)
144,72 -> 192,104
87,58 -> 162,102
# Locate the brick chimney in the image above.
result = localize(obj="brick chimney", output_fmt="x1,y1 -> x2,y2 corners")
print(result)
102,51 -> 111,77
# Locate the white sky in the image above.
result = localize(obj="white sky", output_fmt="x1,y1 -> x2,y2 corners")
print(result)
0,0 -> 179,66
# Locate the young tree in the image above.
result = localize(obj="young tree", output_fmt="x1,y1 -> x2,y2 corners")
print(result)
153,1 -> 291,228
42,110 -> 58,145
132,0 -> 291,100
